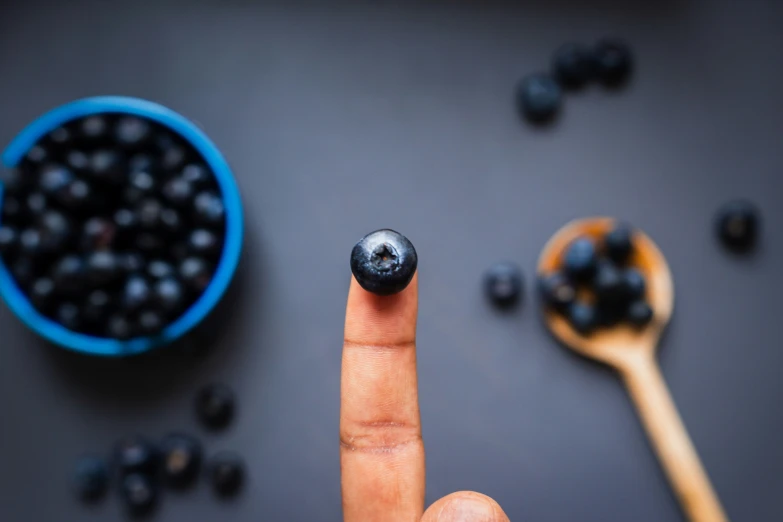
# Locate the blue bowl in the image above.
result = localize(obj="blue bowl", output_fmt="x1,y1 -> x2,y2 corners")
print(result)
0,96 -> 244,357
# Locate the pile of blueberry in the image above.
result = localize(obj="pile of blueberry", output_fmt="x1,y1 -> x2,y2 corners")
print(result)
516,39 -> 633,123
0,113 -> 226,340
538,223 -> 652,335
74,384 -> 244,516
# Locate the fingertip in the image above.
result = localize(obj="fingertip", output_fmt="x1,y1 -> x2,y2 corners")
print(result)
344,272 -> 418,346
422,491 -> 510,522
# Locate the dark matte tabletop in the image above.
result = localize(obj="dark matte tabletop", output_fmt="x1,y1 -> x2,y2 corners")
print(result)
0,1 -> 781,520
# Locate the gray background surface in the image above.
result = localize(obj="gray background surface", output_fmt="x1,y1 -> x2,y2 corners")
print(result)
0,0 -> 781,520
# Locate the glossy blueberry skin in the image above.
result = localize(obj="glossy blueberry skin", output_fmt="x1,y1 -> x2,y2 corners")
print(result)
350,229 -> 417,296
124,274 -> 154,311
593,260 -> 625,304
196,383 -> 235,429
30,278 -> 56,312
623,268 -> 646,301
115,116 -> 152,148
484,262 -> 523,307
106,314 -> 133,340
594,39 -> 633,86
0,226 -> 18,255
160,433 -> 203,488
516,74 -> 562,123
715,200 -> 760,252
52,255 -> 86,294
73,456 -> 109,501
604,223 -> 634,264
627,300 -> 654,327
537,271 -> 577,311
562,237 -> 598,281
209,453 -> 245,497
120,473 -> 158,516
568,301 -> 597,335
39,165 -> 74,195
552,43 -> 595,89
114,436 -> 159,477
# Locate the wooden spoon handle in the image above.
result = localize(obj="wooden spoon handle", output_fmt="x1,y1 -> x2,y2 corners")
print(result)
621,357 -> 728,522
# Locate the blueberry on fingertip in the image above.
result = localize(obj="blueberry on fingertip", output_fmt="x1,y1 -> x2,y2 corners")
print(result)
350,229 -> 417,296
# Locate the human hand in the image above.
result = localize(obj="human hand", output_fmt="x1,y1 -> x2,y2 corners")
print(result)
340,273 -> 510,521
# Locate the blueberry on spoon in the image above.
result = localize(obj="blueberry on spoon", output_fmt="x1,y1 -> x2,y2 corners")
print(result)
350,229 -> 417,296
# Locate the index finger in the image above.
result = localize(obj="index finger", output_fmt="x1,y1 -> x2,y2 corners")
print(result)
340,273 -> 425,522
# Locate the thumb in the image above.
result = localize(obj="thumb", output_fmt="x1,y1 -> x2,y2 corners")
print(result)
421,491 -> 510,522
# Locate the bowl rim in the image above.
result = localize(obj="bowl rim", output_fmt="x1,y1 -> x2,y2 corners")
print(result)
0,96 -> 244,356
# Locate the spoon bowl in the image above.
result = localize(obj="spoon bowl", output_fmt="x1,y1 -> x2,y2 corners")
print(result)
537,217 -> 673,367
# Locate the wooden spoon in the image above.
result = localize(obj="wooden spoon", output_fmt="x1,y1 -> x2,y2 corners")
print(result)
538,217 -> 728,522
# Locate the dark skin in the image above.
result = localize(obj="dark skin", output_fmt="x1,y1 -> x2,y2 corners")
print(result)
341,273 -> 510,521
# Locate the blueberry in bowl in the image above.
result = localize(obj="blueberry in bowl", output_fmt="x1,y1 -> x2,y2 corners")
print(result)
0,97 -> 243,356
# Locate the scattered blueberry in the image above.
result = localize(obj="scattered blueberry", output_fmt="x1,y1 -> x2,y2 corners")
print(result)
516,74 -> 562,122
716,200 -> 759,252
73,456 -> 109,502
484,262 -> 523,307
115,436 -> 159,477
208,453 -> 245,497
562,237 -> 597,281
160,433 -> 203,488
120,473 -> 158,516
552,43 -> 594,89
196,384 -> 235,429
350,229 -> 417,296
594,39 -> 633,86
